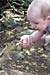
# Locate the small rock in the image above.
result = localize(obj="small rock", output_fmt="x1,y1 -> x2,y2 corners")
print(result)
40,54 -> 48,58
0,70 -> 8,75
7,70 -> 33,75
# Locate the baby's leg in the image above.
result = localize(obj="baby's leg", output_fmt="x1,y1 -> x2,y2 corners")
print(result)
40,34 -> 50,50
45,35 -> 50,45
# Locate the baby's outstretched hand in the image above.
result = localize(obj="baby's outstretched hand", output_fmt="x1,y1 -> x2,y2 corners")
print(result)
19,35 -> 32,48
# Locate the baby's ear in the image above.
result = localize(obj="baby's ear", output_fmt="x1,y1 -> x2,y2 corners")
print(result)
47,16 -> 50,21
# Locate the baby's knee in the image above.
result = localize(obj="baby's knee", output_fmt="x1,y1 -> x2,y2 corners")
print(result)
45,35 -> 50,44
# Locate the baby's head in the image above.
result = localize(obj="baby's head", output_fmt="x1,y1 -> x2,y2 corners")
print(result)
27,0 -> 50,32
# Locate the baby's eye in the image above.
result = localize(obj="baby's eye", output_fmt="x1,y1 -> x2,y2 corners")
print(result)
34,22 -> 39,24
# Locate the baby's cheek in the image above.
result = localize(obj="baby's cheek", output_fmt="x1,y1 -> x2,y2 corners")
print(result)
39,21 -> 47,30
37,23 -> 45,31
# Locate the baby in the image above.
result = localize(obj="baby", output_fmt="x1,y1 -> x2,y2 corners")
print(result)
19,0 -> 50,48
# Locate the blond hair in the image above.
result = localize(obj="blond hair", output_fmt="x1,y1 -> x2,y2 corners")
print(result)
28,0 -> 50,20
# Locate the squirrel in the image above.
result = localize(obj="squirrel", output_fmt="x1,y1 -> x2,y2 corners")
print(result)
0,43 -> 16,68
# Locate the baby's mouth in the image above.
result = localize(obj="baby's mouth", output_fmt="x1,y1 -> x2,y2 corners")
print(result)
30,26 -> 39,30
33,27 -> 39,30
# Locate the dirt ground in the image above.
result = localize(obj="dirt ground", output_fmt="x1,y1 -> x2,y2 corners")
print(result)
0,0 -> 50,75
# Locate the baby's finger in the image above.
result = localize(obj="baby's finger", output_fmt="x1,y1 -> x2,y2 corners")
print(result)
19,39 -> 24,48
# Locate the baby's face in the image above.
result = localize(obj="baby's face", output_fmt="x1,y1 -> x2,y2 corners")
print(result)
27,7 -> 47,32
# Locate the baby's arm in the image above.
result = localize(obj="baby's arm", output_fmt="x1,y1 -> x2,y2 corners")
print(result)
19,30 -> 44,48
30,30 -> 44,43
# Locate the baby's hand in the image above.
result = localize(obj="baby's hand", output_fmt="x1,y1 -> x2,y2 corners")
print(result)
19,35 -> 32,48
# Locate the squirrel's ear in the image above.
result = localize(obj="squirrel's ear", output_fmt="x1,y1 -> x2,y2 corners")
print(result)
46,16 -> 50,20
